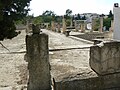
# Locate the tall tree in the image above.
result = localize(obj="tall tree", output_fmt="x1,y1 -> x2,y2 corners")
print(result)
0,0 -> 31,40
108,10 -> 113,19
77,13 -> 81,20
42,10 -> 56,23
42,10 -> 55,16
103,18 -> 111,30
65,9 -> 72,17
64,9 -> 72,20
103,10 -> 113,31
82,15 -> 86,20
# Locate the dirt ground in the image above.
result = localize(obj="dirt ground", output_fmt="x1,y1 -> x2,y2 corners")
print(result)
0,30 -> 27,90
43,29 -> 97,82
0,29 -> 97,90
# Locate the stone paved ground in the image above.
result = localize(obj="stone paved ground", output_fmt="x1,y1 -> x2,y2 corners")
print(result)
0,29 -> 97,90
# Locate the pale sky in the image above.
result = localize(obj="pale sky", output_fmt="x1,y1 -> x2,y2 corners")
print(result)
29,0 -> 120,16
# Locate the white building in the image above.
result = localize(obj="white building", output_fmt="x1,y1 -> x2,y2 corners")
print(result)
82,13 -> 99,23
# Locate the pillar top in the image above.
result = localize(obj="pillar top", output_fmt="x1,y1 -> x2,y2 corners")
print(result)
32,24 -> 40,34
114,3 -> 119,7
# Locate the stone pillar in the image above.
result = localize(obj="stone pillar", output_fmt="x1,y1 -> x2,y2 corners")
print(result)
113,3 -> 120,41
110,20 -> 114,32
84,23 -> 86,32
81,24 -> 85,33
62,16 -> 66,34
80,24 -> 82,31
57,23 -> 61,33
26,24 -> 51,90
70,18 -> 73,27
25,21 -> 29,34
26,23 -> 33,34
91,18 -> 95,32
51,21 -> 55,31
74,20 -> 79,32
46,23 -> 49,30
99,17 -> 103,33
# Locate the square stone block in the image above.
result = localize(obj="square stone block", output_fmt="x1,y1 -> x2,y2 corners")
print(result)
90,41 -> 120,75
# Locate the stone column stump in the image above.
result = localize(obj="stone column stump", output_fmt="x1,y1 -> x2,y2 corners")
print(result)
26,24 -> 51,90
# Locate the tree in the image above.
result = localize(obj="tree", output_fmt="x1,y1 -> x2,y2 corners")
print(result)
93,18 -> 100,31
64,9 -> 72,19
42,10 -> 55,16
54,16 -> 62,23
0,0 -> 12,20
108,10 -> 113,19
0,0 -> 31,40
103,17 -> 111,30
42,10 -> 56,23
103,10 -> 113,31
33,16 -> 43,24
77,13 -> 81,20
65,9 -> 72,16
81,15 -> 86,20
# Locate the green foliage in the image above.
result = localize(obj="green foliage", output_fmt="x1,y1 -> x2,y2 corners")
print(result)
42,10 -> 55,16
81,15 -> 86,20
65,9 -> 72,16
0,17 -> 17,40
0,0 -> 12,21
15,17 -> 27,25
31,10 -> 62,25
103,18 -> 111,30
77,13 -> 81,20
40,10 -> 56,23
64,9 -> 72,26
108,10 -> 113,19
42,16 -> 54,23
66,19 -> 71,26
54,16 -> 62,23
0,0 -> 31,40
93,18 -> 100,31
64,9 -> 72,20
33,16 -> 43,24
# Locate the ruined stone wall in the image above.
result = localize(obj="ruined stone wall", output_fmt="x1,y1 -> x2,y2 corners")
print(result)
54,41 -> 120,90
90,41 -> 120,75
72,32 -> 112,41
54,73 -> 120,90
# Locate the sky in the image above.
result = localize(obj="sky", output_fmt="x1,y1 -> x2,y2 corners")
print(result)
29,0 -> 120,16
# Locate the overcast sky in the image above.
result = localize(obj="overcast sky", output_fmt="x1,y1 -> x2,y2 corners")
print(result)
28,0 -> 120,16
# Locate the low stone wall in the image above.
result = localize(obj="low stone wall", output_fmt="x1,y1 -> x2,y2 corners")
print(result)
54,76 -> 101,90
54,73 -> 120,90
72,32 -> 112,41
54,41 -> 120,90
90,41 -> 120,75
